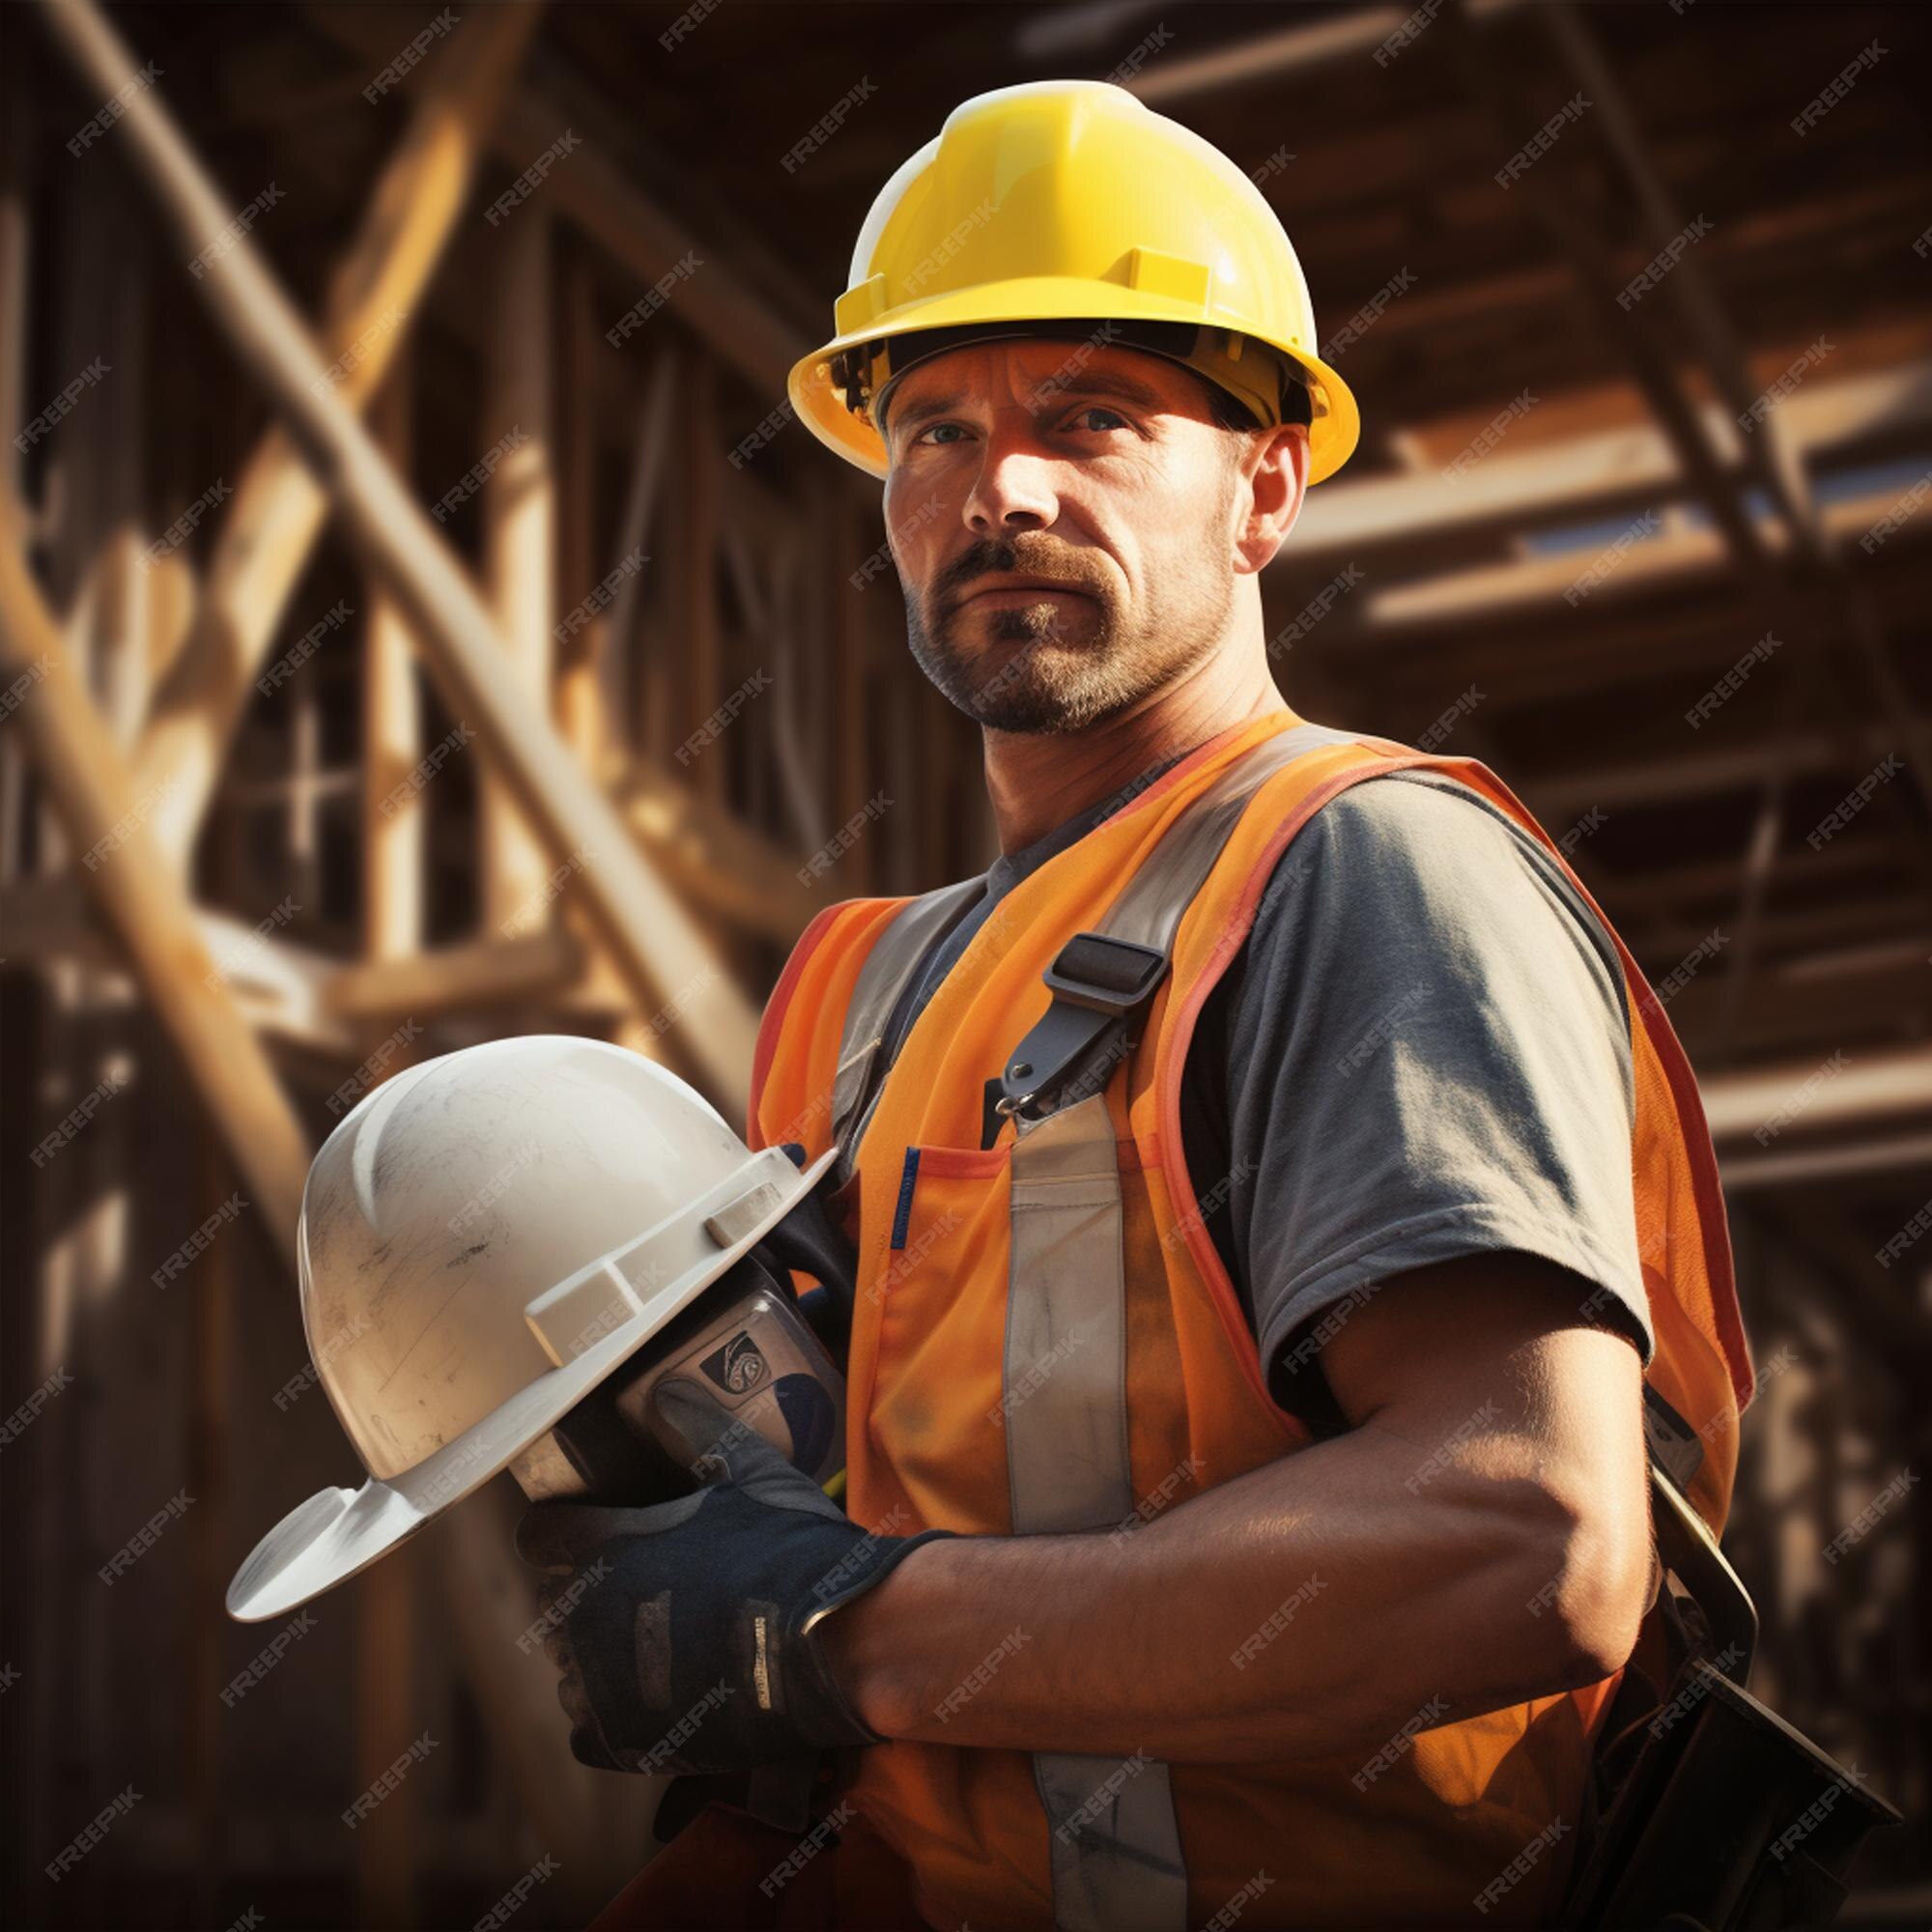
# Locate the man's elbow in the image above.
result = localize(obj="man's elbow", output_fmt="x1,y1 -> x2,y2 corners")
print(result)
1523,1485 -> 1651,1690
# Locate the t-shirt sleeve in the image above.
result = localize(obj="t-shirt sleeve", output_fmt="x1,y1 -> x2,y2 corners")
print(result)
1211,769 -> 1653,1404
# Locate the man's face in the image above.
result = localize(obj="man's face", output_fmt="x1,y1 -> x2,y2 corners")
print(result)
878,335 -> 1283,735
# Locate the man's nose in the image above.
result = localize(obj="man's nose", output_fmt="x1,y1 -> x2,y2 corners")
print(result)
962,421 -> 1062,534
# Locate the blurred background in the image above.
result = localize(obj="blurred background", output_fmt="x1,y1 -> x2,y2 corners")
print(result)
2,1 -> 1927,1926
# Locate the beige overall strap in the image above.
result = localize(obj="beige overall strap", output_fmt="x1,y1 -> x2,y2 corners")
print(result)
828,876 -> 984,1186
1006,721 -> 1361,1931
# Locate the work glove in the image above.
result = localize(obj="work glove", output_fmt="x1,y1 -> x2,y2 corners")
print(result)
514,1377 -> 954,1776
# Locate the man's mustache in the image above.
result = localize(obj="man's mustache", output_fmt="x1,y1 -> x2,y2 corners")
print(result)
931,537 -> 1105,611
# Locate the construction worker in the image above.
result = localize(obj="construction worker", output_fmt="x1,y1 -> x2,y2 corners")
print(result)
517,79 -> 1754,1930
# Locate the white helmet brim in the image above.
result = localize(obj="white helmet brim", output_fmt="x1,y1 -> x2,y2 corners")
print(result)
227,1142 -> 838,1622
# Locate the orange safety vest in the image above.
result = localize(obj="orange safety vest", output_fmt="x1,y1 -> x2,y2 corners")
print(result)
748,710 -> 1753,1932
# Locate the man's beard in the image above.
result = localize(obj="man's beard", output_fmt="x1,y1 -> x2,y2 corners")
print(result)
903,531 -> 1235,736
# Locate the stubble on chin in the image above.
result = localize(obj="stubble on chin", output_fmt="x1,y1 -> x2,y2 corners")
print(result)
908,596 -> 1137,735
908,581 -> 1228,737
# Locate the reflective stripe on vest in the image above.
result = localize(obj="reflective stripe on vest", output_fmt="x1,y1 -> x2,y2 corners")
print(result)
1002,722 -> 1357,1931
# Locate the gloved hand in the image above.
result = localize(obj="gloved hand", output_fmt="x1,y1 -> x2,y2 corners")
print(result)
515,1377 -> 953,1776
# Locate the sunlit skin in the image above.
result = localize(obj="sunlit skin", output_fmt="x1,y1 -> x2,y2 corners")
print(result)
815,335 -> 1653,1771
878,337 -> 1308,851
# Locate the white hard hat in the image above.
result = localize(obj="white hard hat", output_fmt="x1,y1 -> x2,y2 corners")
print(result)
227,1035 -> 836,1623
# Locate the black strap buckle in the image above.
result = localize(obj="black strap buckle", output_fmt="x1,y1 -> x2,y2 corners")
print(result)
980,933 -> 1169,1147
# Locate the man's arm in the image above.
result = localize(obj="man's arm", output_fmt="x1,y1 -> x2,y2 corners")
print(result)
819,1250 -> 1652,1765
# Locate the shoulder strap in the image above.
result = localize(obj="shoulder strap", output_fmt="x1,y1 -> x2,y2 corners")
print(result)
983,720 -> 1363,1143
826,720 -> 1370,1179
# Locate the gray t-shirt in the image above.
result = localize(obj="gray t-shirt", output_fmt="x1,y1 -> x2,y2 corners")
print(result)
878,757 -> 1653,1434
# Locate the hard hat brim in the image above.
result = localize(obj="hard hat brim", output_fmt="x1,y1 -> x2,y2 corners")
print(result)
225,1143 -> 840,1623
786,276 -> 1361,485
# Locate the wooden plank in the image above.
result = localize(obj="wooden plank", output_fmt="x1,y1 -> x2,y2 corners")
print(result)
1290,355 -> 1932,568
610,347 -> 681,763
482,207 -> 556,932
1699,1043 -> 1932,1150
187,1134 -> 237,1929
675,355 -> 723,806
497,79 -> 803,403
613,759 -> 816,941
1356,474 -> 1932,630
0,877 -> 357,1053
833,493 -> 874,895
1526,717 -> 1930,818
363,360 -> 425,962
1129,7 -> 1406,101
352,1545 -> 421,1927
1721,1131 -> 1932,1193
557,246 -> 605,768
325,929 -> 582,1020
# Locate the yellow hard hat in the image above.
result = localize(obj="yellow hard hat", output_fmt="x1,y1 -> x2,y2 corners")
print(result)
787,79 -> 1361,485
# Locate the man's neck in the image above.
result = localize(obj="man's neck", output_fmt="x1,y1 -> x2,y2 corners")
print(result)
981,667 -> 1295,854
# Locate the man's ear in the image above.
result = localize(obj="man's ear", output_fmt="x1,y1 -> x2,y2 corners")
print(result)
1234,421 -> 1310,576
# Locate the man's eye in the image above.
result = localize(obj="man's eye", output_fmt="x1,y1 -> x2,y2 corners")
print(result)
1065,406 -> 1129,432
912,421 -> 968,446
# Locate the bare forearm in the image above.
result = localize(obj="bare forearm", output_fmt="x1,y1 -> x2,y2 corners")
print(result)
821,1416 -> 1640,1766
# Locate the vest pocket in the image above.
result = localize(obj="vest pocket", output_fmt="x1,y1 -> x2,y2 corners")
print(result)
867,1142 -> 1012,1312
862,1139 -> 1017,1532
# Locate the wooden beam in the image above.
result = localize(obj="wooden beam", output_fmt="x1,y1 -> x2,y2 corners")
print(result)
1356,474 -> 1932,630
557,247 -> 606,768
1129,7 -> 1406,101
129,0 -> 541,867
1289,356 -> 1932,570
1602,838 -> 1906,912
724,515 -> 825,857
324,929 -> 582,1021
623,348 -> 682,769
362,360 -> 425,962
0,875 -> 359,1053
481,207 -> 556,933
1663,956 -> 1931,1065
1525,717 -> 1931,818
496,76 -> 803,403
38,0 -> 759,1101
1720,1131 -> 1932,1193
1699,1043 -> 1932,1150
676,356 -> 723,808
614,758 -> 817,943
1746,1201 -> 1932,1383
1629,901 -> 1929,973
353,1546 -> 420,1929
0,501 -> 308,1251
